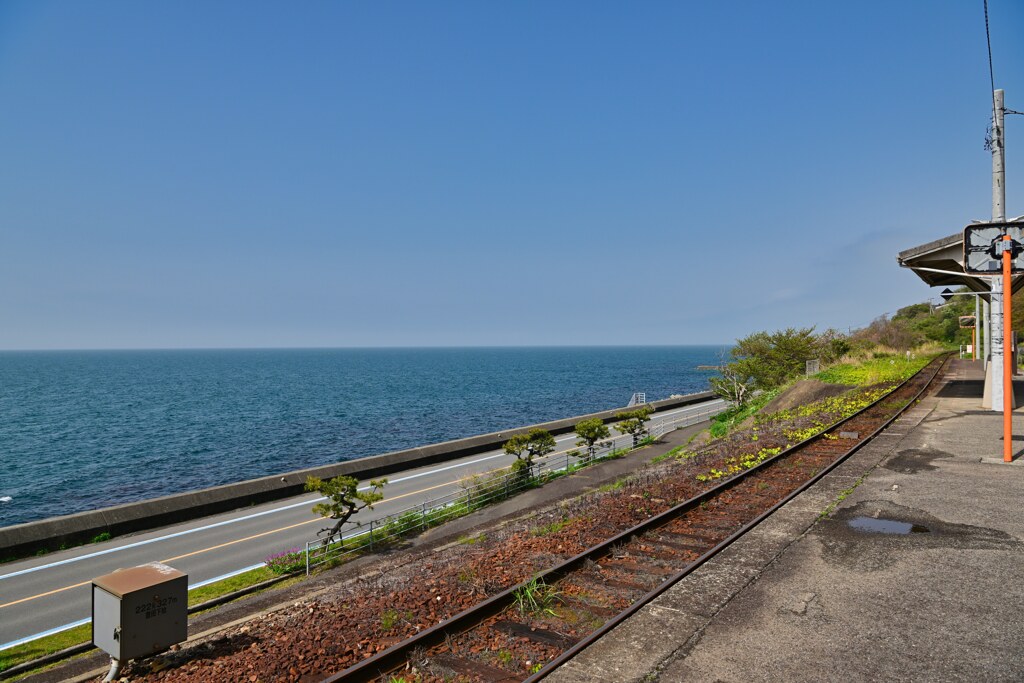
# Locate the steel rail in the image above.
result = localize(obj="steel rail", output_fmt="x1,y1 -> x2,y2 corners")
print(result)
323,354 -> 951,683
528,352 -> 949,681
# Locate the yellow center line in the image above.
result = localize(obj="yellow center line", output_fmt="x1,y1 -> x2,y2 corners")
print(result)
0,580 -> 91,609
1,477 -> 475,611
157,518 -> 321,564
380,479 -> 455,504
0,433 -> 641,611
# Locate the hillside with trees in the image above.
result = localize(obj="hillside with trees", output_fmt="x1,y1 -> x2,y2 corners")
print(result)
711,288 -> 981,412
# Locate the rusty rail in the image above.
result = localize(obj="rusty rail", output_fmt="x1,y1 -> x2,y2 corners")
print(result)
323,354 -> 950,683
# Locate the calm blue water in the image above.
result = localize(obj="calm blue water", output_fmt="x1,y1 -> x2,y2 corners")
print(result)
0,347 -> 724,527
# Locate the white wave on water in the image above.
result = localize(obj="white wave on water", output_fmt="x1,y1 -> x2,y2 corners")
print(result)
0,496 -> 12,503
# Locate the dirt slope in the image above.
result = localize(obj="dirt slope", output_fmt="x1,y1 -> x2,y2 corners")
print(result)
760,379 -> 853,415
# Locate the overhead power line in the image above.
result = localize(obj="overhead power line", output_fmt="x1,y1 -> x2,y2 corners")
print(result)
984,0 -> 996,114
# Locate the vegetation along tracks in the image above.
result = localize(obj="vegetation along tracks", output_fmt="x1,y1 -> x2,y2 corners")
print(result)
319,353 -> 949,683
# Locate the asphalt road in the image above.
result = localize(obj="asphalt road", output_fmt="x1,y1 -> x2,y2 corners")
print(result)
0,399 -> 725,648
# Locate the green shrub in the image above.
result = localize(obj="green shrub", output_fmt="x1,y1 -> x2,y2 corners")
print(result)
265,548 -> 305,574
815,355 -> 929,386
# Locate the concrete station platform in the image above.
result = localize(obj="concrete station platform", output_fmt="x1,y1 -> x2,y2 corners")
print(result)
549,358 -> 1024,682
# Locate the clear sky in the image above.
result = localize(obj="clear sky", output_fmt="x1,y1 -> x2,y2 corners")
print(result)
1,1 -> 1022,349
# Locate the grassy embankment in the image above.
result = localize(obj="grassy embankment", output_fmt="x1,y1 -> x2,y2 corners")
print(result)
689,346 -> 937,451
814,350 -> 936,385
654,347 -> 936,488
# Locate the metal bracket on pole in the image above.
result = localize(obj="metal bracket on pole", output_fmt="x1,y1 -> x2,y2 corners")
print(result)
990,238 -> 1023,258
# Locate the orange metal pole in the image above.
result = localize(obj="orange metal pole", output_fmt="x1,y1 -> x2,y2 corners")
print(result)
1004,235 -> 1014,463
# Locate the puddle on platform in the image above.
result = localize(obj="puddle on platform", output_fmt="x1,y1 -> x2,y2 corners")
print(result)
848,516 -> 930,535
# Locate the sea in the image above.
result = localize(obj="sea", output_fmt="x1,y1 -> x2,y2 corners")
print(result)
0,346 -> 725,528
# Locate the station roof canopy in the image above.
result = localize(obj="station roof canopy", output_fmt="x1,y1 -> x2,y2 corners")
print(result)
897,230 -> 1024,298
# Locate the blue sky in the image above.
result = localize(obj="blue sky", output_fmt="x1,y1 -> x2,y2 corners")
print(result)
1,1 -> 1022,349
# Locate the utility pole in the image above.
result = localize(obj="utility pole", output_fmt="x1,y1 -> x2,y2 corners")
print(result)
994,88 -> 1006,221
986,89 -> 1008,411
975,293 -> 981,361
992,88 -> 1016,461
984,297 -> 991,370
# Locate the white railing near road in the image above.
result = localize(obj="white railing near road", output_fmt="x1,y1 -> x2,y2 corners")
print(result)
648,400 -> 725,440
301,399 -> 727,574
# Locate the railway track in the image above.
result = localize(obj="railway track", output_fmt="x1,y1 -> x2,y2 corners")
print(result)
322,354 -> 949,683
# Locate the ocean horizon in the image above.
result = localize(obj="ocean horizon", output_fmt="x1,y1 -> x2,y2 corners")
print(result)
0,343 -> 729,353
0,346 -> 725,527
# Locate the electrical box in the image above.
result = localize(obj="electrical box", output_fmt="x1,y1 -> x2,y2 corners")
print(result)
92,562 -> 188,661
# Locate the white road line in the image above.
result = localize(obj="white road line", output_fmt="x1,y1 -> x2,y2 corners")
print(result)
0,499 -> 315,581
0,563 -> 268,651
0,401 -> 721,582
189,563 -> 267,589
0,452 -> 509,581
0,400 -> 724,651
0,618 -> 91,651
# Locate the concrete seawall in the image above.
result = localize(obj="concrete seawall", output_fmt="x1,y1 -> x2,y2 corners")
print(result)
0,392 -> 716,558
